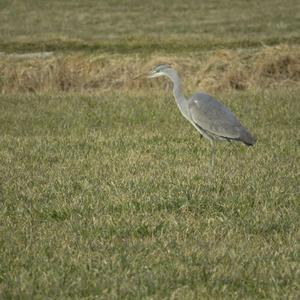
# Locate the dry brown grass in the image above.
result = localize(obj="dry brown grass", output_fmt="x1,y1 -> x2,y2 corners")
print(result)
196,45 -> 300,91
1,45 -> 299,93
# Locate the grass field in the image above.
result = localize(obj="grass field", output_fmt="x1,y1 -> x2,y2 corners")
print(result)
0,0 -> 300,53
0,1 -> 300,299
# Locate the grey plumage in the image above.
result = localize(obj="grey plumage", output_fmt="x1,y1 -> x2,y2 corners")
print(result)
148,64 -> 255,164
188,93 -> 255,146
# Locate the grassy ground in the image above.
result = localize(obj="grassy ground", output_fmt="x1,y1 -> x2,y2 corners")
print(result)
0,0 -> 300,53
0,0 -> 299,299
0,89 -> 299,299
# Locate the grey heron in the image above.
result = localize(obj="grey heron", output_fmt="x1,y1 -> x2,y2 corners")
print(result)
148,64 -> 255,166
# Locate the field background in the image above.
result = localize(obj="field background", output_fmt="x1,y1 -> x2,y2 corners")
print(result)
0,0 -> 299,299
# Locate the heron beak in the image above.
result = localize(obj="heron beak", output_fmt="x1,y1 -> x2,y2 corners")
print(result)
147,71 -> 160,78
132,72 -> 145,80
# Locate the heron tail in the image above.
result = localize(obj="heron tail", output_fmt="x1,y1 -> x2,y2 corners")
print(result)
240,128 -> 256,146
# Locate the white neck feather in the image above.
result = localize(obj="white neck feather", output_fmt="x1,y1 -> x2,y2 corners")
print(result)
163,69 -> 190,121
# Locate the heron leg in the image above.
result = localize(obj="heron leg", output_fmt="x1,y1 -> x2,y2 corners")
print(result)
210,140 -> 215,168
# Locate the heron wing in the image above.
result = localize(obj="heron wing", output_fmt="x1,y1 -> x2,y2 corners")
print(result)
188,93 -> 243,139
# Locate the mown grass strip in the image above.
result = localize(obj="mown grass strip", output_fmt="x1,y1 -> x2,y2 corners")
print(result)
1,35 -> 300,54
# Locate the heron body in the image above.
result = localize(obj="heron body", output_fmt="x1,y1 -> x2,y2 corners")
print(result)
188,92 -> 255,145
148,64 -> 255,147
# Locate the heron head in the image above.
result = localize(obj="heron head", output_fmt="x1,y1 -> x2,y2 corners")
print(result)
148,64 -> 172,78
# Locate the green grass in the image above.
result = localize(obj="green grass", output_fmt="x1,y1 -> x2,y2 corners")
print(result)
0,89 -> 299,299
0,0 -> 300,53
1,0 -> 300,298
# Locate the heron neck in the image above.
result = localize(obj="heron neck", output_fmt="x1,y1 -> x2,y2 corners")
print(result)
166,70 -> 190,121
